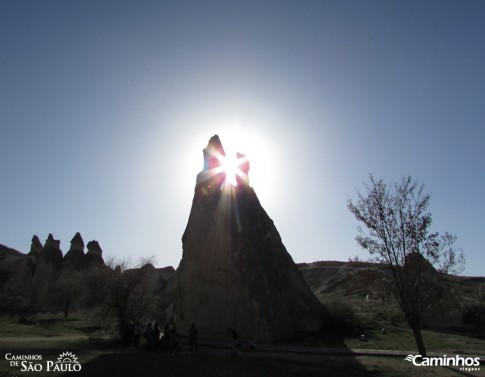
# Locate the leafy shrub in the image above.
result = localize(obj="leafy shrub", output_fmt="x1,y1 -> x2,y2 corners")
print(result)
326,299 -> 361,334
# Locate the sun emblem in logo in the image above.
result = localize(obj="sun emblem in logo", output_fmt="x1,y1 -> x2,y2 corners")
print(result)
47,351 -> 82,372
57,352 -> 79,364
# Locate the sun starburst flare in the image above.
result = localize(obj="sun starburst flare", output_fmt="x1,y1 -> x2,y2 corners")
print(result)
196,135 -> 250,192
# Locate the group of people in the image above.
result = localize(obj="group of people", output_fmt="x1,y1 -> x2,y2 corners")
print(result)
228,327 -> 256,353
143,322 -> 187,353
123,321 -> 255,354
123,320 -> 198,354
123,320 -> 144,349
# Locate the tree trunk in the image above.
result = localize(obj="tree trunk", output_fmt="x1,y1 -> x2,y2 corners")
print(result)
64,298 -> 70,319
411,323 -> 427,357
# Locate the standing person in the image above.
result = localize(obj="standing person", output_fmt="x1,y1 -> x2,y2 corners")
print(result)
189,323 -> 198,353
162,323 -> 172,354
227,327 -> 241,354
153,322 -> 161,352
170,324 -> 180,351
133,321 -> 143,348
144,322 -> 154,352
123,321 -> 134,348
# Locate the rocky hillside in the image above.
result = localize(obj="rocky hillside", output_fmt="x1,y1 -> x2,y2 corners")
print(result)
298,260 -> 485,330
0,244 -> 25,285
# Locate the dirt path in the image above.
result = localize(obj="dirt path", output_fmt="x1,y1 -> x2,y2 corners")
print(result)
0,335 -> 89,343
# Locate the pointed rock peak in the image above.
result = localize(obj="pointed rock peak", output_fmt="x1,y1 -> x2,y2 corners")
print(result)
235,152 -> 250,187
64,233 -> 86,269
208,134 -> 223,149
203,134 -> 226,171
197,135 -> 227,192
29,235 -> 43,254
86,240 -> 103,255
70,232 -> 85,251
41,234 -> 63,269
85,240 -> 105,267
405,251 -> 437,274
32,235 -> 42,245
44,233 -> 61,250
197,135 -> 251,192
64,232 -> 86,269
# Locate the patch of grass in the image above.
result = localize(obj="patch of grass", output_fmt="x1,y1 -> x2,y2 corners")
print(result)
75,325 -> 104,334
356,356 -> 478,377
344,324 -> 485,355
0,311 -> 104,339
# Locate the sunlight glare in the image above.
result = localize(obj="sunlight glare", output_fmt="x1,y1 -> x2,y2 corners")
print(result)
218,154 -> 240,186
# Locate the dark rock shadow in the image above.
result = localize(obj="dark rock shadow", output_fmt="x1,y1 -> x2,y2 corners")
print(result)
62,346 -> 380,377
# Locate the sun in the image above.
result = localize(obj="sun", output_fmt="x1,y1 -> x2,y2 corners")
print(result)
217,153 -> 249,187
218,155 -> 239,186
189,129 -> 277,205
196,135 -> 251,191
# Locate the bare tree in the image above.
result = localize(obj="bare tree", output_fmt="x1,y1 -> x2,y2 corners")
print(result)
53,268 -> 86,318
0,266 -> 33,315
347,175 -> 465,356
89,257 -> 156,339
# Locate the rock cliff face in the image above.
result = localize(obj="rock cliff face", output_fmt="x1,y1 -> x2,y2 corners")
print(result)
172,135 -> 326,342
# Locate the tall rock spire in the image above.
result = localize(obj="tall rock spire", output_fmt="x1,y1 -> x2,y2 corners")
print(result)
172,135 -> 327,342
196,135 -> 227,194
86,240 -> 104,267
63,232 -> 86,270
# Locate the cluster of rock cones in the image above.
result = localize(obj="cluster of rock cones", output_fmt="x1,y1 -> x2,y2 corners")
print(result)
27,233 -> 105,274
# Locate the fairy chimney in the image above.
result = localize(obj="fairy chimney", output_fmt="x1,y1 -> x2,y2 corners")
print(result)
172,135 -> 327,342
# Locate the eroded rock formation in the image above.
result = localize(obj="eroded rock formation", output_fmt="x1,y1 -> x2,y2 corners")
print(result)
41,233 -> 63,270
86,240 -> 105,266
63,232 -> 86,270
172,135 -> 327,342
26,235 -> 44,274
28,235 -> 43,256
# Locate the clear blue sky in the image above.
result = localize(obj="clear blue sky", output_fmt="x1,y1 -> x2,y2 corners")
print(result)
1,1 -> 484,276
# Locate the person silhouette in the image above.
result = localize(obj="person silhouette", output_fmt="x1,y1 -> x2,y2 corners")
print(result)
227,327 -> 241,354
153,322 -> 161,351
133,321 -> 142,348
189,323 -> 198,353
162,323 -> 172,354
144,322 -> 154,352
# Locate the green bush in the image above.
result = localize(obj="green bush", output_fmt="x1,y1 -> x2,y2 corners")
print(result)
326,299 -> 361,334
